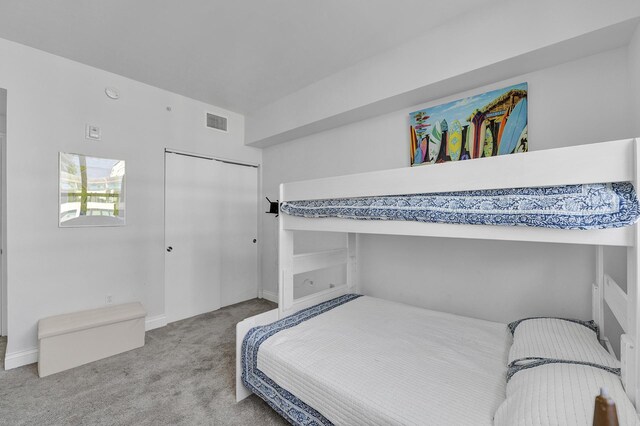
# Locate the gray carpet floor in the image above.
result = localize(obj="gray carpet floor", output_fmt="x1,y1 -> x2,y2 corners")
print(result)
0,299 -> 288,426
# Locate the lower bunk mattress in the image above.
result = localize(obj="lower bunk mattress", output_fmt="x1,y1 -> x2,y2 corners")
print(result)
241,294 -> 511,425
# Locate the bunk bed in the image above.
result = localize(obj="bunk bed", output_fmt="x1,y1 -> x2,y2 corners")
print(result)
236,138 -> 640,425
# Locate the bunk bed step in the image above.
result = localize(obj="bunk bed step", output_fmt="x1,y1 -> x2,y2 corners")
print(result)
604,274 -> 628,332
292,248 -> 348,274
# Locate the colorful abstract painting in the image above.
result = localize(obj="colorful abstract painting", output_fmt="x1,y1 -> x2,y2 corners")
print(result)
409,82 -> 528,166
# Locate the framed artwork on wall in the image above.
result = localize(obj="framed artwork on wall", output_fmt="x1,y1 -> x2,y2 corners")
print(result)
409,82 -> 528,166
59,152 -> 125,227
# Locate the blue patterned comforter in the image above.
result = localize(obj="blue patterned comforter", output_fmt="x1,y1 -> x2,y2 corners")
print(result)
280,183 -> 640,230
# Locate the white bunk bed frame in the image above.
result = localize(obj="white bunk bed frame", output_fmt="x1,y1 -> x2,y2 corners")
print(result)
236,137 -> 640,415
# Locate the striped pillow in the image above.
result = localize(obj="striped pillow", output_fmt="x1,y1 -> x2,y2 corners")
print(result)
507,317 -> 619,380
494,363 -> 640,426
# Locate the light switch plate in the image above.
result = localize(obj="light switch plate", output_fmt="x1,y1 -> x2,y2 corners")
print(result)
86,124 -> 101,141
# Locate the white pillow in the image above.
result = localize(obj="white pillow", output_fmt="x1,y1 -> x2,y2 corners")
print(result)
508,318 -> 619,370
494,363 -> 640,426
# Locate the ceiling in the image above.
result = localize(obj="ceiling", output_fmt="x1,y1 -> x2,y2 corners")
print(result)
0,0 -> 492,113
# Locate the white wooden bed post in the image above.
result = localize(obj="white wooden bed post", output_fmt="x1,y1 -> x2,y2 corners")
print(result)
626,227 -> 640,408
626,138 -> 640,409
347,233 -> 358,293
593,246 -> 605,339
279,183 -> 295,316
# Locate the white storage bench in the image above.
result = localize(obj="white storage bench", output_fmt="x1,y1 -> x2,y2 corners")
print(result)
38,302 -> 146,377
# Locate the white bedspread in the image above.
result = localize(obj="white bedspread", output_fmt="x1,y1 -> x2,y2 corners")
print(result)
258,296 -> 510,425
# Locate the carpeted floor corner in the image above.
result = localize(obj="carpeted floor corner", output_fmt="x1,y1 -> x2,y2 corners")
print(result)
0,299 -> 288,426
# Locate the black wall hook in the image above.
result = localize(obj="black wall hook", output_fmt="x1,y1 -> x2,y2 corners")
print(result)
265,197 -> 279,217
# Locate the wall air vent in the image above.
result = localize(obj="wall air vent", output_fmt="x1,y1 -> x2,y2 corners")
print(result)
206,112 -> 228,132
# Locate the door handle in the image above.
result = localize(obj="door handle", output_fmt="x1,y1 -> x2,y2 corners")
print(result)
252,239 -> 257,243
166,246 -> 173,252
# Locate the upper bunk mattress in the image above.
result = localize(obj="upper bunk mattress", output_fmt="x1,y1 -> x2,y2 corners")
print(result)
242,295 -> 510,425
280,182 -> 640,230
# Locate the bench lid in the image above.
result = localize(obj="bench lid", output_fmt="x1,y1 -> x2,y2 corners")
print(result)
38,302 -> 146,339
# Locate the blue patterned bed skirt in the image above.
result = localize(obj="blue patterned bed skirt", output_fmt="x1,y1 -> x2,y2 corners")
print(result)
280,183 -> 640,230
241,294 -> 362,425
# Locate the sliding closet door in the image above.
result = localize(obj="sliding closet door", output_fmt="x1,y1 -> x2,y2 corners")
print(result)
219,162 -> 258,307
165,153 -> 222,323
165,152 -> 259,323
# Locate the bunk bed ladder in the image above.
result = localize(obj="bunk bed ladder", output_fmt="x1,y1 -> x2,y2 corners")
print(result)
278,185 -> 357,317
593,138 -> 640,412
626,222 -> 640,410
629,137 -> 640,411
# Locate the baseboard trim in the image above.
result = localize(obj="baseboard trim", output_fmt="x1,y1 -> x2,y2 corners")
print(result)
145,315 -> 167,331
262,290 -> 278,303
4,347 -> 38,370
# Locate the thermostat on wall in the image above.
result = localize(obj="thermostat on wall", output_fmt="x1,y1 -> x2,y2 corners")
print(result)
85,124 -> 101,141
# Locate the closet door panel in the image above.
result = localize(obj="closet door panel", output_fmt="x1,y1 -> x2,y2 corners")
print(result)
165,153 -> 222,323
219,162 -> 258,307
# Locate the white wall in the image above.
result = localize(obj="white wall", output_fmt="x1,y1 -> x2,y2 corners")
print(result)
246,0 -> 640,146
0,88 -> 6,134
630,24 -> 640,135
0,91 -> 5,336
0,38 -> 261,365
262,46 -> 635,323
